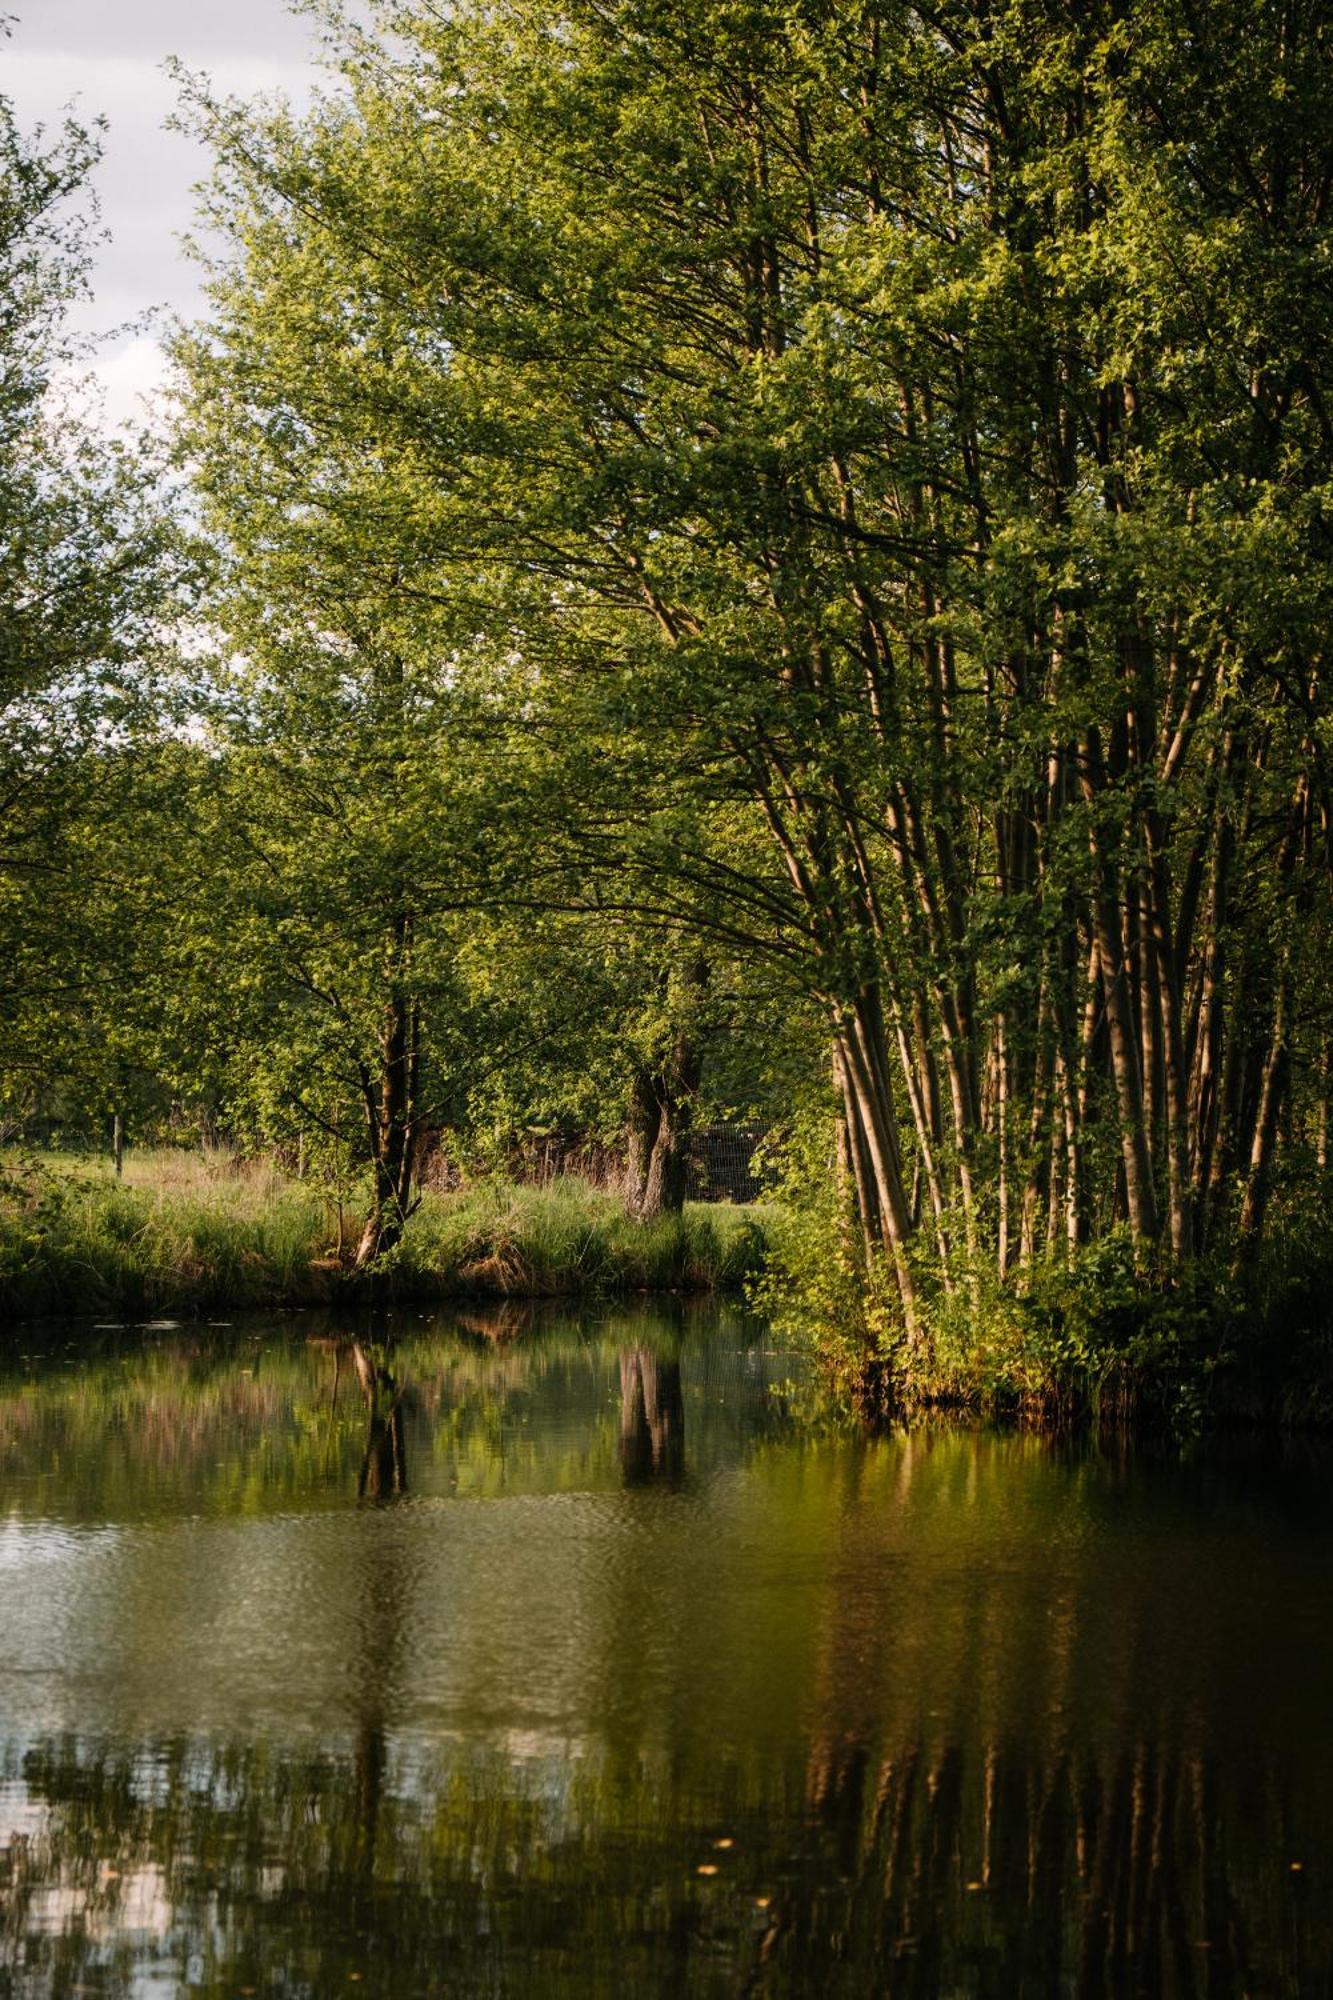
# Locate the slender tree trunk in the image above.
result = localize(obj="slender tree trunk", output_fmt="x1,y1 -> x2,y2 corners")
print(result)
1090,867 -> 1160,1245
355,965 -> 422,1267
833,984 -> 921,1344
1145,840 -> 1194,1259
1020,989 -> 1052,1265
885,988 -> 953,1289
996,1011 -> 1012,1277
834,1039 -> 881,1267
1237,962 -> 1292,1251
833,1088 -> 864,1271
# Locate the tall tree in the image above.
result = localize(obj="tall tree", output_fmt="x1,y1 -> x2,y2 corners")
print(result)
172,0 -> 1333,1344
0,71 -> 178,1137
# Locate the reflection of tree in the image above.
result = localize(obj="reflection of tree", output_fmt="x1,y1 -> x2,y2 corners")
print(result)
342,1343 -> 412,1902
762,1732 -> 1288,1999
0,1302 -> 787,1521
774,1439 -> 1287,1997
4,1727 -> 1324,1998
5,1346 -> 1331,1994
618,1348 -> 685,1486
350,1342 -> 408,1501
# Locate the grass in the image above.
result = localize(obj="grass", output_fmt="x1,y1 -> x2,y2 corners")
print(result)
0,1149 -> 774,1323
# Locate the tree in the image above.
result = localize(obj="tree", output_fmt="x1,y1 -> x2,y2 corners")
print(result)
0,68 -> 180,1143
170,0 -> 1333,1355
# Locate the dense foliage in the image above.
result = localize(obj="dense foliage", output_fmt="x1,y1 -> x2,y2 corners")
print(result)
4,2 -> 1333,1400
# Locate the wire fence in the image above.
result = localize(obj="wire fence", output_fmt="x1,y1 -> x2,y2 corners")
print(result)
683,1124 -> 770,1203
483,1124 -> 772,1204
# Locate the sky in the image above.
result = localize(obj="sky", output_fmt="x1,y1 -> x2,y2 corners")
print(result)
5,1 -> 328,428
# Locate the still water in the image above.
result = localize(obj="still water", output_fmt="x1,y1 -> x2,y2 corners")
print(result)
0,1303 -> 1330,1997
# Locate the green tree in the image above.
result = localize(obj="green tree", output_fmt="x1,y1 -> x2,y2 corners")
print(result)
0,69 -> 180,1146
170,0 -> 1333,1367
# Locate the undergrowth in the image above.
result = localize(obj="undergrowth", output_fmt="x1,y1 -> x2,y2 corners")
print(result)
758,1203 -> 1333,1432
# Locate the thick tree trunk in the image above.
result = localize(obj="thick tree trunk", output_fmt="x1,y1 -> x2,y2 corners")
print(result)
625,959 -> 707,1221
625,1057 -> 699,1219
624,1063 -> 663,1215
641,1079 -> 696,1217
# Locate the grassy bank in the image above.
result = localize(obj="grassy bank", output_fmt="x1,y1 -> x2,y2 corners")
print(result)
15,1152 -> 1331,1434
0,1152 -> 773,1322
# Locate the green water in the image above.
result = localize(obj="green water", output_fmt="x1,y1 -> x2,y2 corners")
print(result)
0,1303 -> 1329,1997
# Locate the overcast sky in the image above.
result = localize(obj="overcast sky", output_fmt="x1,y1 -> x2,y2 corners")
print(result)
6,1 -> 327,427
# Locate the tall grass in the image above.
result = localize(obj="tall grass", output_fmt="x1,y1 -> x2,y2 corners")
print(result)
396,1176 -> 770,1297
0,1151 -> 772,1322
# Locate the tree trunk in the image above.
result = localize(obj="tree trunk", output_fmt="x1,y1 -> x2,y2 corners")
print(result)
625,959 -> 707,1221
833,984 -> 922,1345
626,1055 -> 699,1219
996,1011 -> 1012,1277
355,968 -> 422,1267
1144,839 -> 1194,1259
1237,963 -> 1292,1252
624,1064 -> 661,1216
1093,879 -> 1160,1246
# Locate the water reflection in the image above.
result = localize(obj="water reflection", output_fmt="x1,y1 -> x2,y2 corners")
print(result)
619,1346 -> 686,1486
0,1308 -> 1329,1997
349,1341 -> 410,1501
3,1718 -> 1325,1996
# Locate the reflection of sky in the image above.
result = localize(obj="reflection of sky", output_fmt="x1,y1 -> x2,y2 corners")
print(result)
5,1 -> 324,428
0,1518 -> 105,1570
0,1781 -> 47,1849
0,1321 -> 803,1750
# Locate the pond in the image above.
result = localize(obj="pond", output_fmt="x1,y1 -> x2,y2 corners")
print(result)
0,1302 -> 1330,1997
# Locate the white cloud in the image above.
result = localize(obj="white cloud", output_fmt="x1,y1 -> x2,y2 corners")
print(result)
5,13 -> 324,368
9,0 -> 318,62
91,334 -> 174,434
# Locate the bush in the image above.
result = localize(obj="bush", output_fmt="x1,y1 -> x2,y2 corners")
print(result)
762,1198 -> 1333,1432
